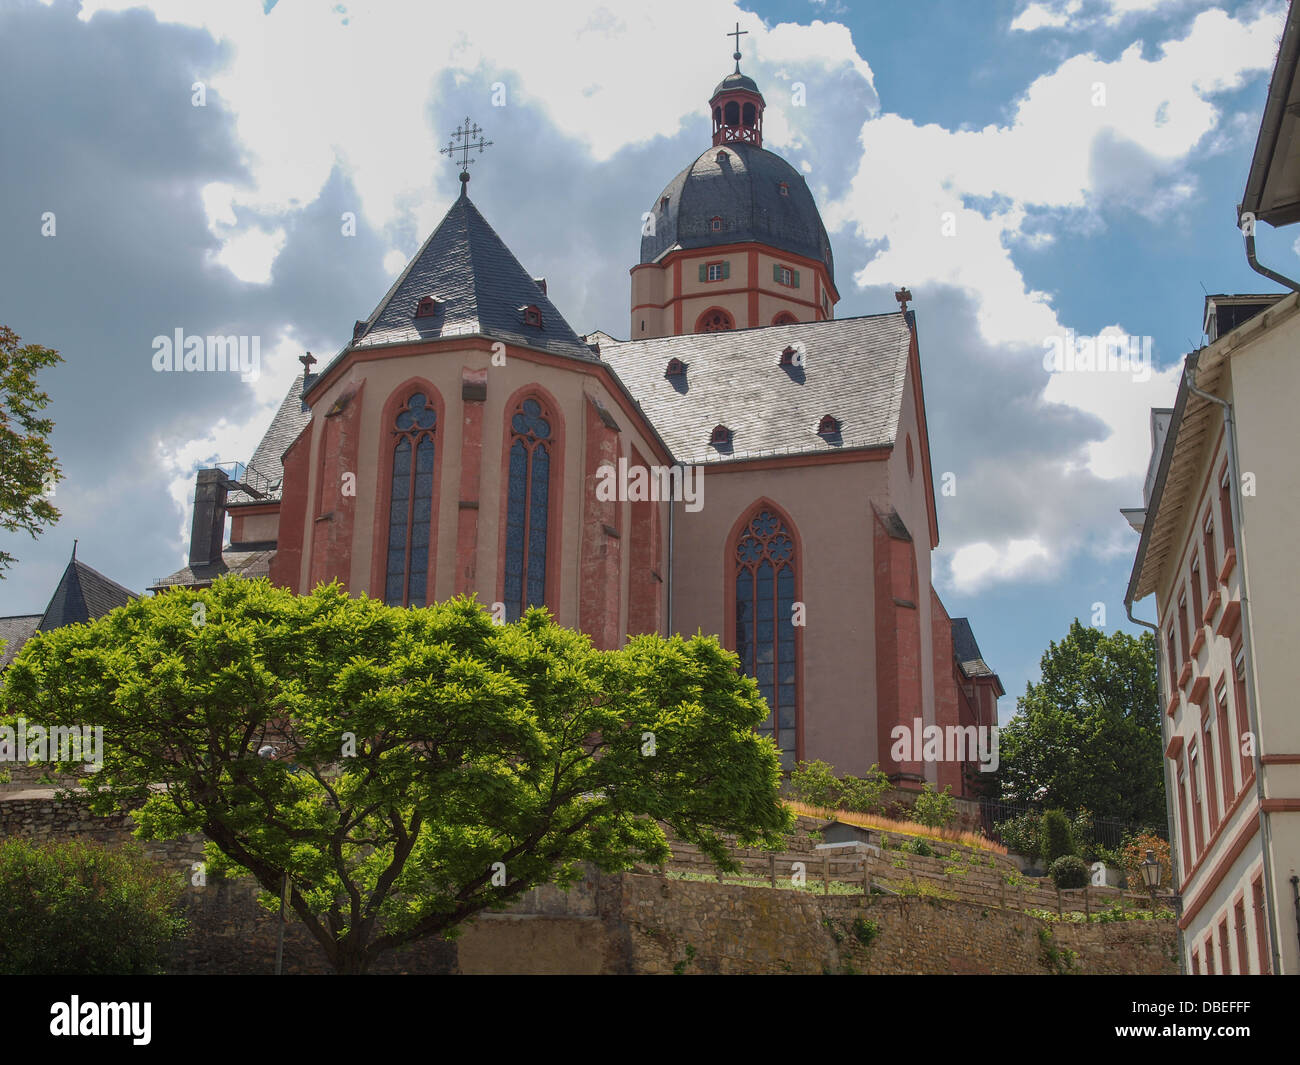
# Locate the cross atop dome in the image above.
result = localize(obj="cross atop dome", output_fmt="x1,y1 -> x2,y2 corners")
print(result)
727,21 -> 747,73
710,26 -> 765,148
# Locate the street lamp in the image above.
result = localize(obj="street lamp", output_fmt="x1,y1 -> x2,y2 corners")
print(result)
1140,848 -> 1161,907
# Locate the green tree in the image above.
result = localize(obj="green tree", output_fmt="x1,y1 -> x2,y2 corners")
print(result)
2,577 -> 792,974
1040,808 -> 1075,865
0,838 -> 186,974
0,326 -> 61,577
911,782 -> 957,828
995,620 -> 1163,826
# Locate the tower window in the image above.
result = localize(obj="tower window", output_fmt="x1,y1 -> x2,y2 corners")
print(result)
778,182 -> 789,196
695,307 -> 734,332
503,396 -> 554,622
773,264 -> 799,288
414,296 -> 439,318
710,216 -> 723,232
384,391 -> 438,608
700,260 -> 729,282
519,305 -> 543,329
716,150 -> 729,164
660,196 -> 669,212
772,311 -> 798,326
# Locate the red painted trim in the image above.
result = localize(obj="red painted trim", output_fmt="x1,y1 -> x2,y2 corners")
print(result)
1218,547 -> 1237,583
455,367 -> 487,597
226,501 -> 280,516
747,249 -> 758,327
641,241 -> 840,303
1178,661 -> 1193,690
1190,627 -> 1205,658
1190,674 -> 1209,705
673,260 -> 682,334
722,498 -> 806,765
904,325 -> 941,550
701,448 -> 890,475
1166,733 -> 1185,759
1178,812 -> 1259,929
267,421 -> 313,592
1203,588 -> 1221,624
495,383 -> 565,621
1261,797 -> 1300,811
1261,754 -> 1300,765
634,285 -> 824,315
1215,599 -> 1241,639
369,378 -> 445,605
1166,691 -> 1180,718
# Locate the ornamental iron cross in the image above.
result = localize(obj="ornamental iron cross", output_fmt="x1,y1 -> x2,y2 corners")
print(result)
440,117 -> 493,176
728,22 -> 747,70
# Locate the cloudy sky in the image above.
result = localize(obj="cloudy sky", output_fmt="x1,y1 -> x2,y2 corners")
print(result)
0,0 -> 1292,719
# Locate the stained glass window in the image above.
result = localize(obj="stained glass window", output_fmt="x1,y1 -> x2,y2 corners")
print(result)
734,509 -> 798,769
504,396 -> 552,621
384,392 -> 437,607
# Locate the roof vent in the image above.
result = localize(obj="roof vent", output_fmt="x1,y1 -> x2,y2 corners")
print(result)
665,357 -> 686,378
817,414 -> 840,436
519,304 -> 543,329
414,296 -> 440,318
533,277 -> 547,296
780,344 -> 806,367
710,424 -> 732,446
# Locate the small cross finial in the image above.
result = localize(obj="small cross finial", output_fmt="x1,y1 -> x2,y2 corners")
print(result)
894,288 -> 913,312
727,22 -> 748,72
72,538 -> 78,561
299,351 -> 317,375
440,116 -> 493,192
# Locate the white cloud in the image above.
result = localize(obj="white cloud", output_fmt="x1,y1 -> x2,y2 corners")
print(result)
947,538 -> 1052,592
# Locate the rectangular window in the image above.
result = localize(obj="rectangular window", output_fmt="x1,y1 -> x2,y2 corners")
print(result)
1216,683 -> 1235,802
1203,512 -> 1216,585
1191,948 -> 1201,975
1190,554 -> 1203,635
1204,934 -> 1215,975
1234,647 -> 1252,786
1202,713 -> 1220,833
1218,918 -> 1232,975
1252,875 -> 1270,974
1179,594 -> 1190,663
1234,898 -> 1249,974
1189,739 -> 1205,857
1219,465 -> 1235,567
1175,756 -> 1191,876
1167,629 -> 1178,693
701,260 -> 729,283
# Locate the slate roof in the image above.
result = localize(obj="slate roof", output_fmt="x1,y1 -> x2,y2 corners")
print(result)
328,188 -> 597,370
226,373 -> 312,506
0,615 -> 41,669
597,313 -> 913,465
713,71 -> 762,97
149,548 -> 276,592
950,617 -> 994,678
640,143 -> 834,282
0,557 -> 137,668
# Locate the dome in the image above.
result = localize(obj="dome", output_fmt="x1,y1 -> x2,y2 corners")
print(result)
712,71 -> 761,98
640,143 -> 834,283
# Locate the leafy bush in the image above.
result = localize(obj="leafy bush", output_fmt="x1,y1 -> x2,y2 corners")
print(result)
995,811 -> 1041,859
838,766 -> 891,814
0,838 -> 187,974
911,782 -> 957,828
1040,809 -> 1075,866
900,838 -> 934,857
1049,854 -> 1089,889
788,760 -> 840,809
1118,832 -> 1171,893
851,916 -> 879,946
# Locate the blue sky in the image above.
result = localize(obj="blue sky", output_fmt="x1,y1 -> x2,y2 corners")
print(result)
0,0 -> 1291,721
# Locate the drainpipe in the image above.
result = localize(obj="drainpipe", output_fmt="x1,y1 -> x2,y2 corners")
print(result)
1243,232 -> 1300,293
1184,370 -> 1284,975
1125,599 -> 1185,974
666,464 -> 679,635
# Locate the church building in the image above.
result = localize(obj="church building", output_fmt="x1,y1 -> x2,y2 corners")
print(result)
154,48 -> 1002,792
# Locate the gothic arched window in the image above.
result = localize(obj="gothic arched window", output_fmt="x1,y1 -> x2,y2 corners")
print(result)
696,307 -> 734,333
504,396 -> 553,621
385,392 -> 437,607
734,508 -> 798,768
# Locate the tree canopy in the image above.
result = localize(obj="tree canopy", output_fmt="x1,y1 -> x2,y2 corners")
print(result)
2,577 -> 791,973
994,619 -> 1163,827
0,325 -> 61,577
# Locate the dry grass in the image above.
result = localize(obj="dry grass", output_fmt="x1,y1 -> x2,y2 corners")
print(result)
786,801 -> 1008,855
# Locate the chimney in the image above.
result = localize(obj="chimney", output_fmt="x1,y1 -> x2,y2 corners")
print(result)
189,468 -> 230,569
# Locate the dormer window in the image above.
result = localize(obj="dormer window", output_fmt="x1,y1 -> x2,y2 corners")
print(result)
778,181 -> 789,196
660,196 -> 670,212
533,277 -> 547,296
520,304 -> 543,329
710,424 -> 732,446
414,296 -> 440,318
774,264 -> 799,288
779,345 -> 800,366
817,415 -> 840,436
710,216 -> 723,232
665,357 -> 686,378
353,319 -> 367,339
716,151 -> 728,164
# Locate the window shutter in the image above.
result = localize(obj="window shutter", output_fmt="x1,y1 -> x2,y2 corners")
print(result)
773,263 -> 781,283
699,263 -> 707,283
722,261 -> 730,280
793,270 -> 800,288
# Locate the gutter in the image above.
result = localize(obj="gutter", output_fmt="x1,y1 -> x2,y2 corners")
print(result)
1183,371 -> 1284,975
1239,5 -> 1300,231
1123,599 -> 1185,974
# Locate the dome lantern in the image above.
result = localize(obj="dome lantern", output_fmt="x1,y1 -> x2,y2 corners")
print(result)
711,23 -> 764,148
